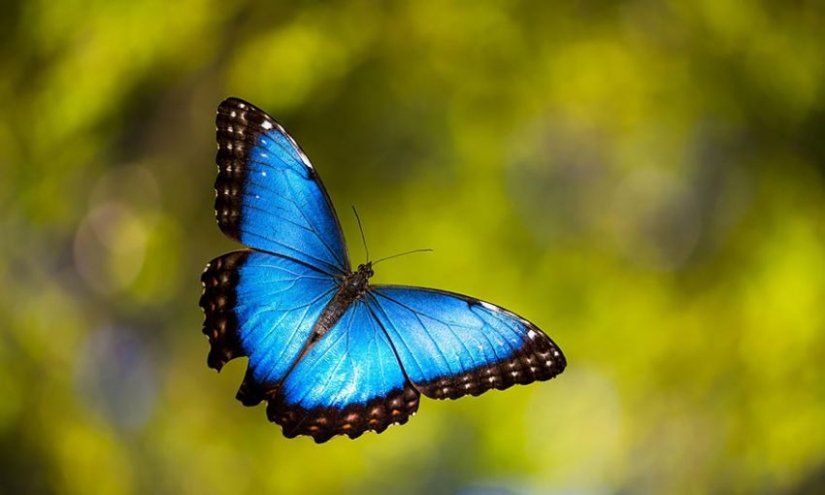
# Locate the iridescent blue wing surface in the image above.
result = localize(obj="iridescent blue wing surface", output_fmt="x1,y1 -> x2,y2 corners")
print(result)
202,97 -> 566,444
260,284 -> 565,443
269,300 -> 420,443
215,98 -> 349,275
200,250 -> 339,403
367,286 -> 566,399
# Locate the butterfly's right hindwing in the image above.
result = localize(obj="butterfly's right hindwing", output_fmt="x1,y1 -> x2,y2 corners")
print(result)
269,300 -> 420,443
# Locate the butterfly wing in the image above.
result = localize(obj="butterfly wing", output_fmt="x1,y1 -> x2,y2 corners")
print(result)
268,300 -> 420,443
367,286 -> 566,399
200,250 -> 340,404
215,97 -> 349,275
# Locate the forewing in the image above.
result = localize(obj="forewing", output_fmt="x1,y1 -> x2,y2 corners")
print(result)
215,97 -> 349,275
368,286 -> 566,399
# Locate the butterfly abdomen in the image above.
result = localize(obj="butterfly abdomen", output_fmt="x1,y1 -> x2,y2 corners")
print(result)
295,262 -> 375,360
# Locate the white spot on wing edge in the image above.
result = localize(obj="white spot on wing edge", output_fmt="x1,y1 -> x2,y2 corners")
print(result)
283,134 -> 314,169
527,329 -> 538,339
479,301 -> 499,312
261,120 -> 274,130
299,151 -> 314,169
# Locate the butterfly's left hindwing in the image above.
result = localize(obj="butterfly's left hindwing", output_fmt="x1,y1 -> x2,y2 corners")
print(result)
200,250 -> 339,404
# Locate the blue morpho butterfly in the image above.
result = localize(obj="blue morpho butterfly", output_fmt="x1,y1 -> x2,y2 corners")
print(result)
200,97 -> 566,443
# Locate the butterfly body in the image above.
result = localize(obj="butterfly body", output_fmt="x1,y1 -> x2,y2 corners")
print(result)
201,98 -> 566,443
293,262 -> 374,364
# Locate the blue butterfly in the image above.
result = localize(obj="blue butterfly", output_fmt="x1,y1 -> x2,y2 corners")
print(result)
200,98 -> 566,443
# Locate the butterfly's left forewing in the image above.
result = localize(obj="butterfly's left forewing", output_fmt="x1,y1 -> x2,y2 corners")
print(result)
215,98 -> 349,275
367,286 -> 566,400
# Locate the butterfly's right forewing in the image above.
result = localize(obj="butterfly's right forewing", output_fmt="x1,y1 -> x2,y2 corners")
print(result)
367,286 -> 566,400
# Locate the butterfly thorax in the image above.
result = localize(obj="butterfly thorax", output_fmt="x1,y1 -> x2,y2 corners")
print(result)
343,262 -> 374,295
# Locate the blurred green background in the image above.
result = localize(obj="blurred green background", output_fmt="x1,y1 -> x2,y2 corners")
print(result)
2,1 -> 824,493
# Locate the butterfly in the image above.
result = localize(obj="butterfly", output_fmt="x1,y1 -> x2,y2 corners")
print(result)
200,97 -> 566,443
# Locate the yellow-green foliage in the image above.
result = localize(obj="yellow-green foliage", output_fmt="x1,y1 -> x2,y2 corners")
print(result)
1,1 -> 823,493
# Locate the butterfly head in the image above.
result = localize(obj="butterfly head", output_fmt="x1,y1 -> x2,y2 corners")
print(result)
355,262 -> 374,281
357,262 -> 374,277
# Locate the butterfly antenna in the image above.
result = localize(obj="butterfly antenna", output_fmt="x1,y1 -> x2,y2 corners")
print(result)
373,248 -> 434,266
352,206 -> 370,262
